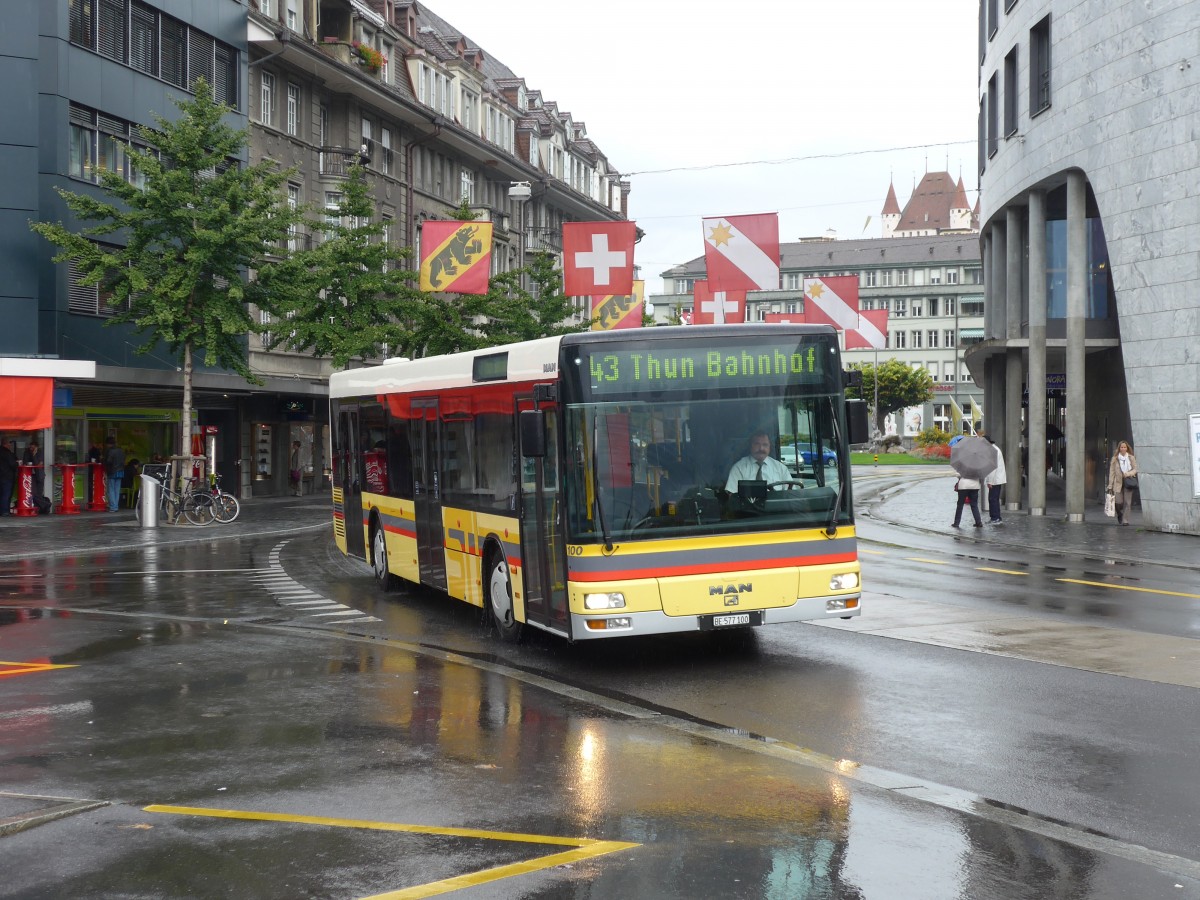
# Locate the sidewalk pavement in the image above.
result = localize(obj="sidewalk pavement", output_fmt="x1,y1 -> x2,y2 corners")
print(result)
0,494 -> 332,563
866,466 -> 1199,574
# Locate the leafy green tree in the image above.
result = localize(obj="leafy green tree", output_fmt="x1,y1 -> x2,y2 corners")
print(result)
256,165 -> 424,368
30,79 -> 302,454
847,358 -> 935,435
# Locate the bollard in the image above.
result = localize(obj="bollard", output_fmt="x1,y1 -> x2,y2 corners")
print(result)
139,473 -> 161,528
873,454 -> 878,467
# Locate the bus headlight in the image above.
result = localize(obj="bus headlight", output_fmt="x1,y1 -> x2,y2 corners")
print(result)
584,591 -> 626,610
829,572 -> 860,591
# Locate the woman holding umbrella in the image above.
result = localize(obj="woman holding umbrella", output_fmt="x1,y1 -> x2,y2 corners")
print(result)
950,435 -> 995,529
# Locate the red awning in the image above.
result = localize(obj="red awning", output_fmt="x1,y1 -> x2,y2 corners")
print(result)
0,376 -> 53,430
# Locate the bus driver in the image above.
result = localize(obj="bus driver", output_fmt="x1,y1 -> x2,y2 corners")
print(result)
725,430 -> 793,493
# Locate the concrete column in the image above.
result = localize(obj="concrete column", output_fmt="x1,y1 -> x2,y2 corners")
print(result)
1004,207 -> 1024,509
1027,190 -> 1048,516
1065,171 -> 1087,522
988,222 -> 1007,342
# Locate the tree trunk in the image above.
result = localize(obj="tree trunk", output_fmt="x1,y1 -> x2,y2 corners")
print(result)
181,341 -> 193,463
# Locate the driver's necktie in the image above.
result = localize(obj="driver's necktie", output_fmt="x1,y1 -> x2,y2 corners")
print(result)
756,461 -> 764,481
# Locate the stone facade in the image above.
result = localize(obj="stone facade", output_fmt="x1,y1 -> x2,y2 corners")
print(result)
973,0 -> 1200,533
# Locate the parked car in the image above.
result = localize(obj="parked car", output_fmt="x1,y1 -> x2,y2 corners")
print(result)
780,441 -> 838,469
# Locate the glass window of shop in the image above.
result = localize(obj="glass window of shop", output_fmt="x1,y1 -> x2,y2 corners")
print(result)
54,413 -> 176,465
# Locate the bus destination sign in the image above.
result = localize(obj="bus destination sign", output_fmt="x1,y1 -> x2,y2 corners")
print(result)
580,339 -> 830,396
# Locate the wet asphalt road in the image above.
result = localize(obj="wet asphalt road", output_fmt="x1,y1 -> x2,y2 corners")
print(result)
2,474 -> 1200,899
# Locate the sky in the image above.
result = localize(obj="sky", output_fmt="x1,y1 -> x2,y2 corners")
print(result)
442,0 -> 980,294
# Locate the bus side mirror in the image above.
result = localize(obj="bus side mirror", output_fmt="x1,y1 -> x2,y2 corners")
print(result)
845,399 -> 869,445
519,409 -> 546,458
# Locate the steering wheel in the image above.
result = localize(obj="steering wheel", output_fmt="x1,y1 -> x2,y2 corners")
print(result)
766,480 -> 804,491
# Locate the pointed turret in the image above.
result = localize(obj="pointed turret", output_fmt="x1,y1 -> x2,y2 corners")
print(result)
949,177 -> 972,231
881,179 -> 901,238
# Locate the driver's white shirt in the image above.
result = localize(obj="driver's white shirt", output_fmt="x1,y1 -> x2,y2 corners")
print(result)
725,455 -> 793,492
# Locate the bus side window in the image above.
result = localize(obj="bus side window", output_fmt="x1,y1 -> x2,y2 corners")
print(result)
476,411 -> 515,511
386,421 -> 413,500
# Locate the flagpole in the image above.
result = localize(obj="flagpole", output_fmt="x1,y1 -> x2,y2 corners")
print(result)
873,347 -> 879,440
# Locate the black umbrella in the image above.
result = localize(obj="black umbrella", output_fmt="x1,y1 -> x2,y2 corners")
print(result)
1024,423 -> 1064,441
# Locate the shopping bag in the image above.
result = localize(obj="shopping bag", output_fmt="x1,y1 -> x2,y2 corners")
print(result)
1104,492 -> 1116,518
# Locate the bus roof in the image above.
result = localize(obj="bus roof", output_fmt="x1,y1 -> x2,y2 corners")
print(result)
327,323 -> 838,399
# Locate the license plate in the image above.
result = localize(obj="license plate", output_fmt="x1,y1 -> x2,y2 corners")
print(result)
712,614 -> 751,627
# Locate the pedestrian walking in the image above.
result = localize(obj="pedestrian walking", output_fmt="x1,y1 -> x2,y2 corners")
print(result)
1106,440 -> 1138,526
951,475 -> 984,528
0,438 -> 18,516
980,428 -> 1006,525
103,435 -> 126,512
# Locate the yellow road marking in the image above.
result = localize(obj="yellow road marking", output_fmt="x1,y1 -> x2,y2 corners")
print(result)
362,843 -> 638,899
0,661 -> 77,679
976,567 -> 1029,576
904,557 -> 948,565
144,805 -> 639,898
1056,578 -> 1200,599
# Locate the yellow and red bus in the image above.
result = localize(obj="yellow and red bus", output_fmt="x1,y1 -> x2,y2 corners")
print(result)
329,324 -> 868,642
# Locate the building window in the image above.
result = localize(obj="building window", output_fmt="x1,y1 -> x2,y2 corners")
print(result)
460,169 -> 475,203
130,2 -> 158,76
1004,47 -> 1019,137
863,270 -> 877,288
881,270 -> 893,287
70,0 -> 96,49
987,72 -> 999,157
68,253 -> 127,317
945,298 -> 956,316
911,330 -> 923,349
944,329 -> 956,347
966,267 -> 983,284
929,268 -> 942,285
927,297 -> 940,316
261,0 -> 273,15
927,330 -> 939,348
1031,15 -> 1052,115
986,0 -> 998,39
97,0 -> 128,63
260,72 -> 275,126
161,18 -> 186,88
946,270 -> 959,285
892,331 -> 907,349
287,182 -> 301,253
893,298 -> 907,318
286,0 -> 297,30
380,127 -> 393,175
910,298 -> 923,317
286,83 -> 300,136
896,269 -> 909,286
978,96 -> 987,175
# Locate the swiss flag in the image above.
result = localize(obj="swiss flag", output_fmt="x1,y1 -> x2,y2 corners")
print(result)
563,222 -> 636,296
701,213 -> 780,292
763,312 -> 804,324
691,280 -> 746,325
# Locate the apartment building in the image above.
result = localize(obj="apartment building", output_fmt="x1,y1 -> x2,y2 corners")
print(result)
3,0 -> 627,499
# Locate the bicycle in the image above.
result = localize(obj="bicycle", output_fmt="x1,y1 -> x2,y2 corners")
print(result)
134,474 -> 215,526
194,472 -> 240,524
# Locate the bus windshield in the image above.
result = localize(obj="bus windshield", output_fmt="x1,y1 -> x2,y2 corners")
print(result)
562,391 -> 850,543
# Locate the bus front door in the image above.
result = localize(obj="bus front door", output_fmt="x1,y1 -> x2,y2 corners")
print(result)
337,408 -> 366,559
412,398 -> 446,591
517,398 -> 569,635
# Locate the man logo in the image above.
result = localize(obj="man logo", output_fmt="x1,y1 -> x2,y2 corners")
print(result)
709,583 -> 752,597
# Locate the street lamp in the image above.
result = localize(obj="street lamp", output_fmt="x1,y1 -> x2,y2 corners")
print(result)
508,181 -> 531,290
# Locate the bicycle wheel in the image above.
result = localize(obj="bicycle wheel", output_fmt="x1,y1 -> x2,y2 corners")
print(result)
182,492 -> 216,526
212,492 -> 240,524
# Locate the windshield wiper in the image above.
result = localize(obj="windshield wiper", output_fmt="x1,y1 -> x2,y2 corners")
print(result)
591,414 -> 613,551
825,401 -> 846,537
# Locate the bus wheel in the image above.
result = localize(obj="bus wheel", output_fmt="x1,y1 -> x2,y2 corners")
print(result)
371,521 -> 398,592
487,554 -> 523,643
